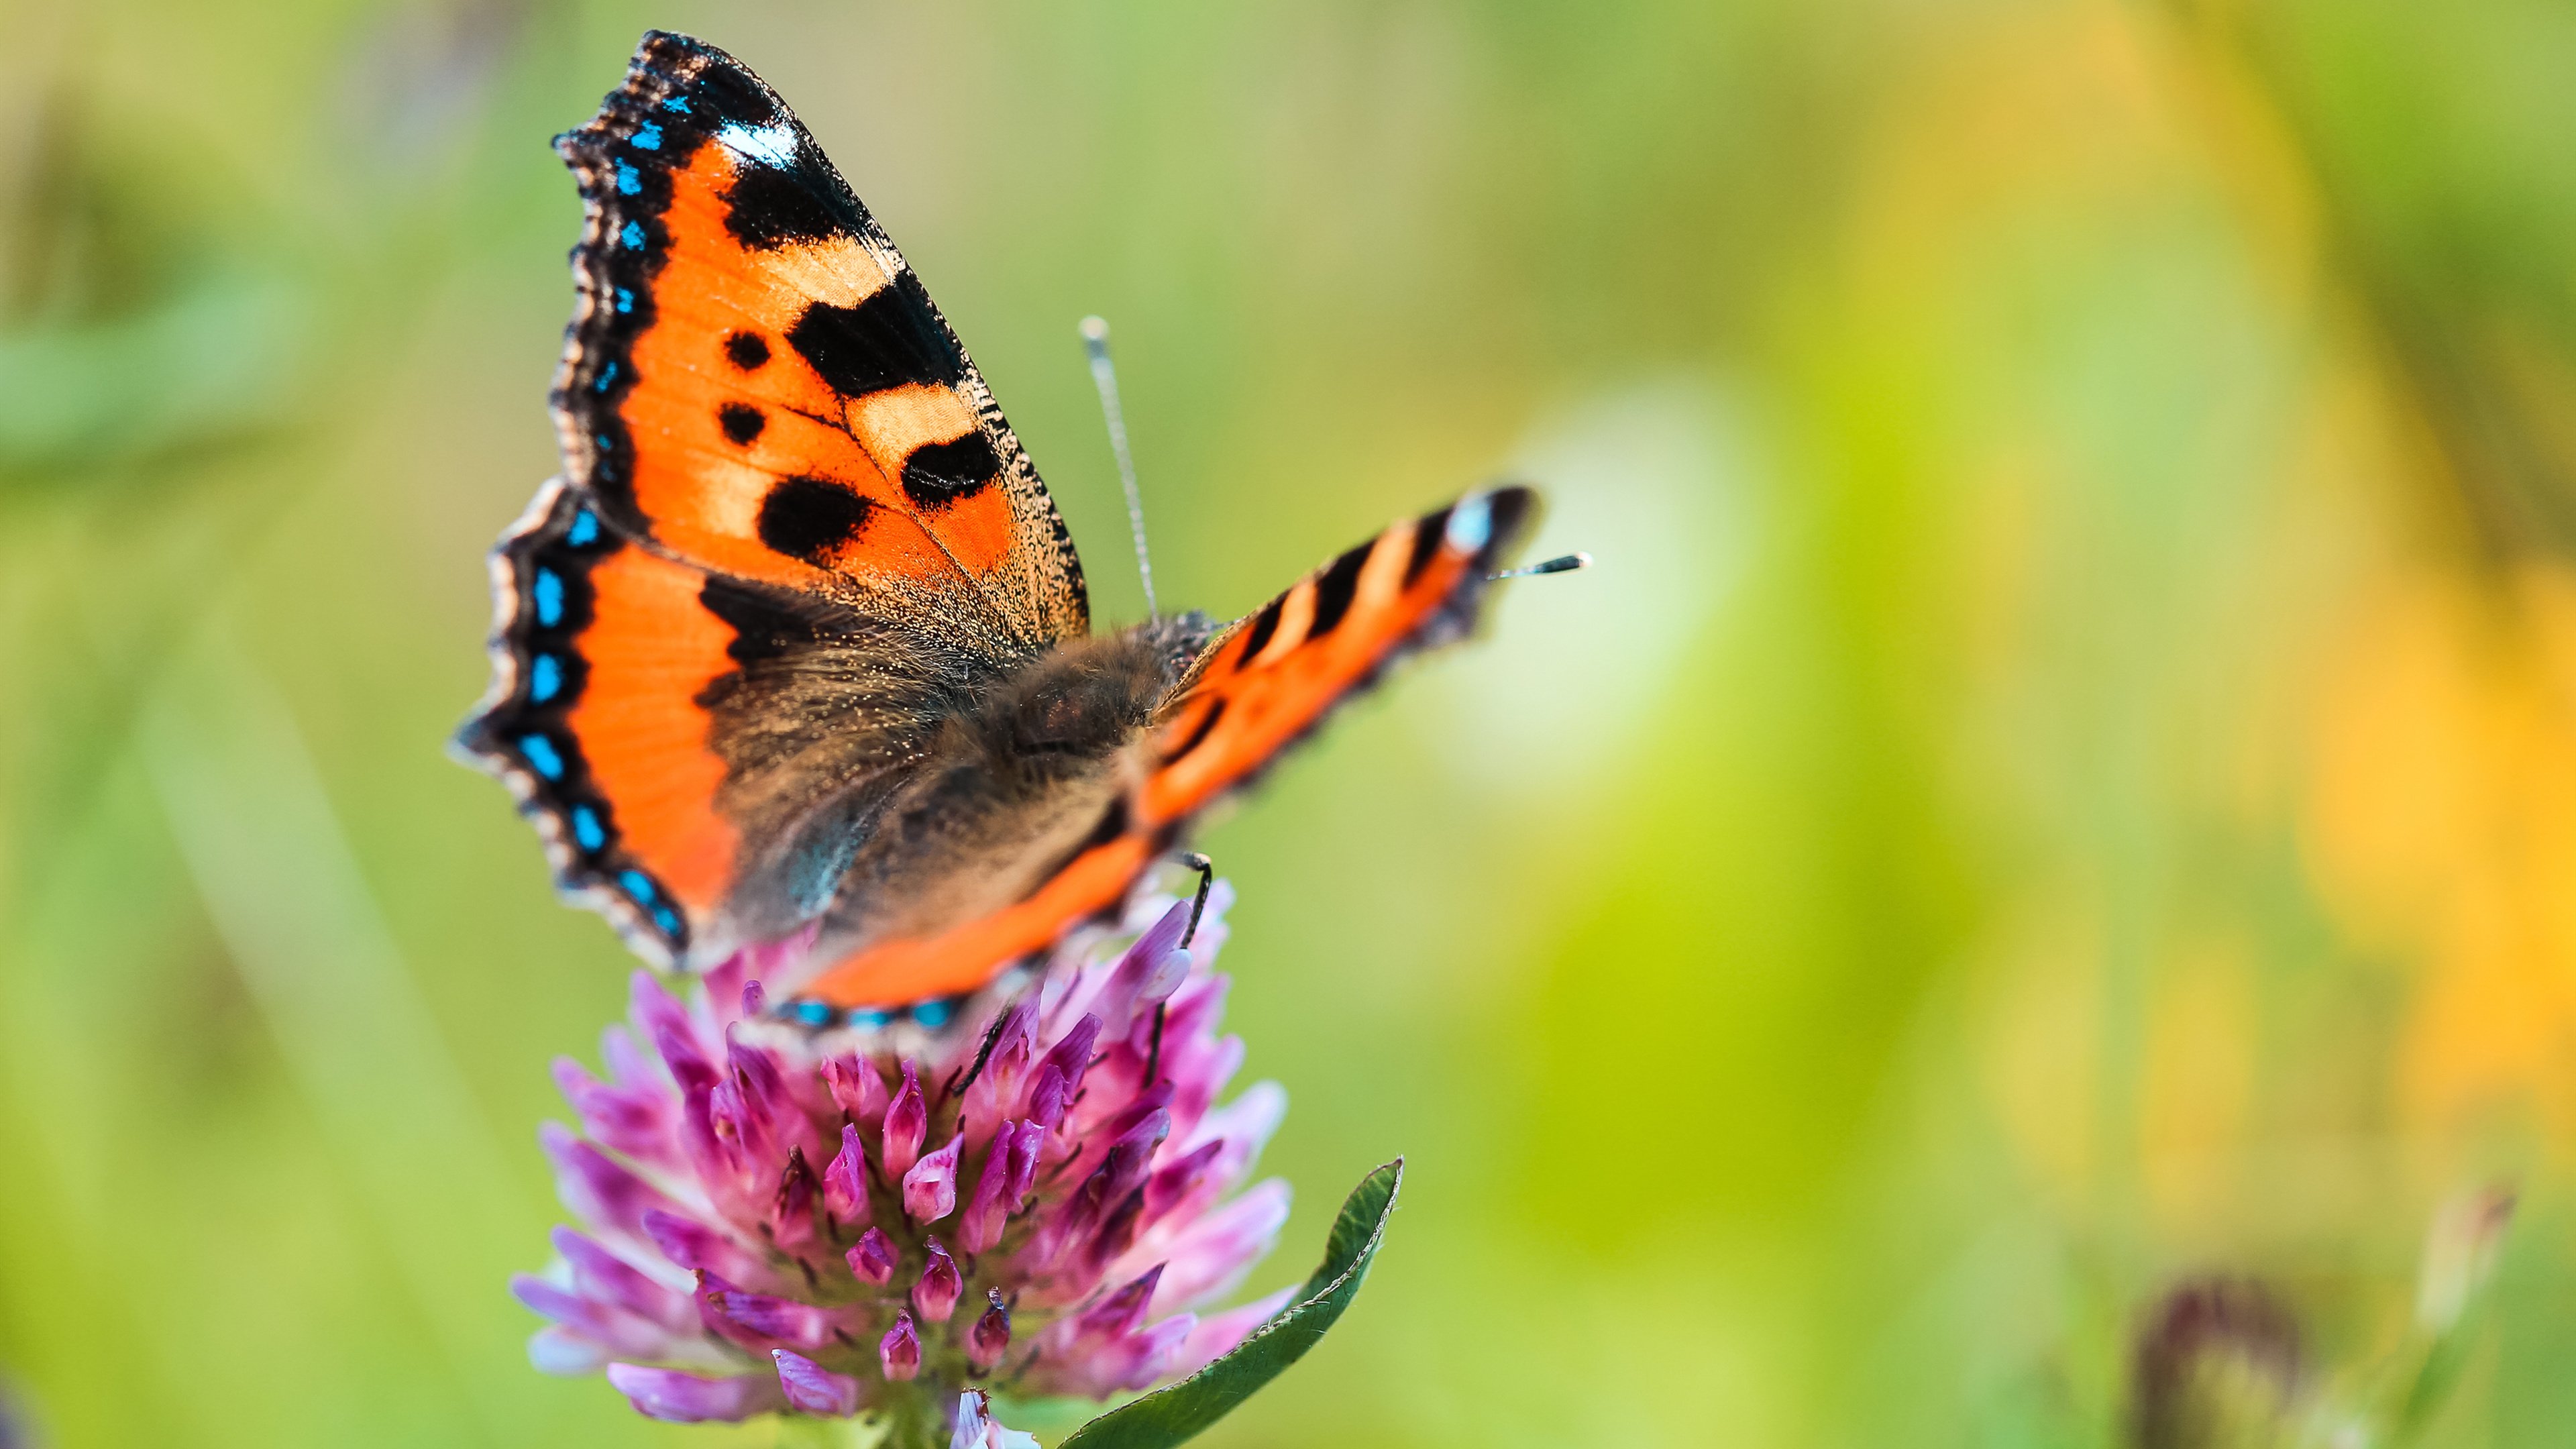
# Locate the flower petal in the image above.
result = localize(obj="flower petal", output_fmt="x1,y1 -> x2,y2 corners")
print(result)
527,1324 -> 608,1376
700,1279 -> 844,1351
603,1364 -> 788,1424
1036,1104 -> 1169,1277
823,1122 -> 869,1226
1125,1178 -> 1291,1311
1140,947 -> 1192,1004
1115,1313 -> 1200,1393
639,1208 -> 783,1293
727,1033 -> 821,1166
772,1348 -> 863,1417
513,1272 -> 686,1360
700,951 -> 753,1033
883,1061 -> 927,1177
958,1124 -> 1018,1253
629,971 -> 715,1093
1163,1029 -> 1245,1136
880,1311 -> 922,1381
961,1001 -> 1038,1129
905,1132 -> 963,1223
1136,1081 -> 1287,1246
913,1238 -> 964,1322
600,1022 -> 657,1092
822,1055 -> 890,1126
552,1226 -> 693,1328
768,1144 -> 821,1249
538,1124 -> 687,1247
1025,1016 -> 1100,1129
553,1056 -> 678,1169
1179,1080 -> 1287,1167
705,1073 -> 778,1188
1066,1265 -> 1161,1349
1026,1279 -> 1197,1402
1005,1121 -> 1044,1209
849,1226 -> 898,1285
1165,1284 -> 1296,1377
967,1290 -> 1012,1373
1091,901 -> 1193,1038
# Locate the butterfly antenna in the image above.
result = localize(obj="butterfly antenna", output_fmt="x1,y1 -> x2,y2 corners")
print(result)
1491,551 -> 1592,581
1080,316 -> 1159,618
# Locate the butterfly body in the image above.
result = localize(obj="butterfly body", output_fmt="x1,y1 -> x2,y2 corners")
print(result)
458,32 -> 1536,1022
801,616 -> 1210,957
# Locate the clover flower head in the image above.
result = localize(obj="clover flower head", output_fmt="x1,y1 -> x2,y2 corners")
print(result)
515,883 -> 1292,1442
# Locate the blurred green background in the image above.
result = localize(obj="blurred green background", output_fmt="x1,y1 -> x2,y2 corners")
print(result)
7,0 -> 2576,1444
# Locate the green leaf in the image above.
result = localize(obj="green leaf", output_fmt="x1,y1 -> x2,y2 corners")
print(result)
1058,1158 -> 1405,1449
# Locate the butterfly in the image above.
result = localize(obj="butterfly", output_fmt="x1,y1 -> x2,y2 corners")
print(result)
457,31 -> 1547,1030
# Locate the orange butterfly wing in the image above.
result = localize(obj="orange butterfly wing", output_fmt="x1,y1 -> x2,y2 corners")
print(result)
1140,489 -> 1535,826
462,34 -> 1092,965
455,481 -> 745,963
782,488 -> 1536,1014
556,31 -> 1086,651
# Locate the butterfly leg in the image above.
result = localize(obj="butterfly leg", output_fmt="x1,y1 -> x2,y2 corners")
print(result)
947,1010 -> 1014,1104
1177,851 -> 1215,947
1147,852 -> 1217,1086
1145,1006 -> 1169,1087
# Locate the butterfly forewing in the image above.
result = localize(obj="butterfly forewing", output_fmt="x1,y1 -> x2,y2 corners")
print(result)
554,30 -> 1087,650
1142,488 -> 1535,826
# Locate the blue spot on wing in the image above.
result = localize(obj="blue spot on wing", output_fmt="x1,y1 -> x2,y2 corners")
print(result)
621,870 -> 658,903
528,653 -> 561,702
614,288 -> 633,314
532,569 -> 564,627
653,906 -> 682,936
593,360 -> 619,394
621,221 -> 645,250
662,95 -> 692,114
571,806 -> 606,851
615,162 -> 641,195
567,509 -> 600,546
632,123 -> 662,151
519,735 -> 565,779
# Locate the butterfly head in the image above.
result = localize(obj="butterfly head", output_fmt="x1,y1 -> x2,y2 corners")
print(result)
956,616 -> 1217,769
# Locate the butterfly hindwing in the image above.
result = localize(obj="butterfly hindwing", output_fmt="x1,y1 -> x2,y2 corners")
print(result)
557,30 -> 1087,656
779,486 -> 1537,1012
458,478 -> 977,969
455,479 -> 737,965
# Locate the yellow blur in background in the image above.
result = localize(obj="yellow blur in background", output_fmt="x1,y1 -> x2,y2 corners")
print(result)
5,0 -> 2575,1444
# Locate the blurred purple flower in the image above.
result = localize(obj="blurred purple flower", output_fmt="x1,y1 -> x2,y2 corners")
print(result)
515,886 -> 1293,1440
